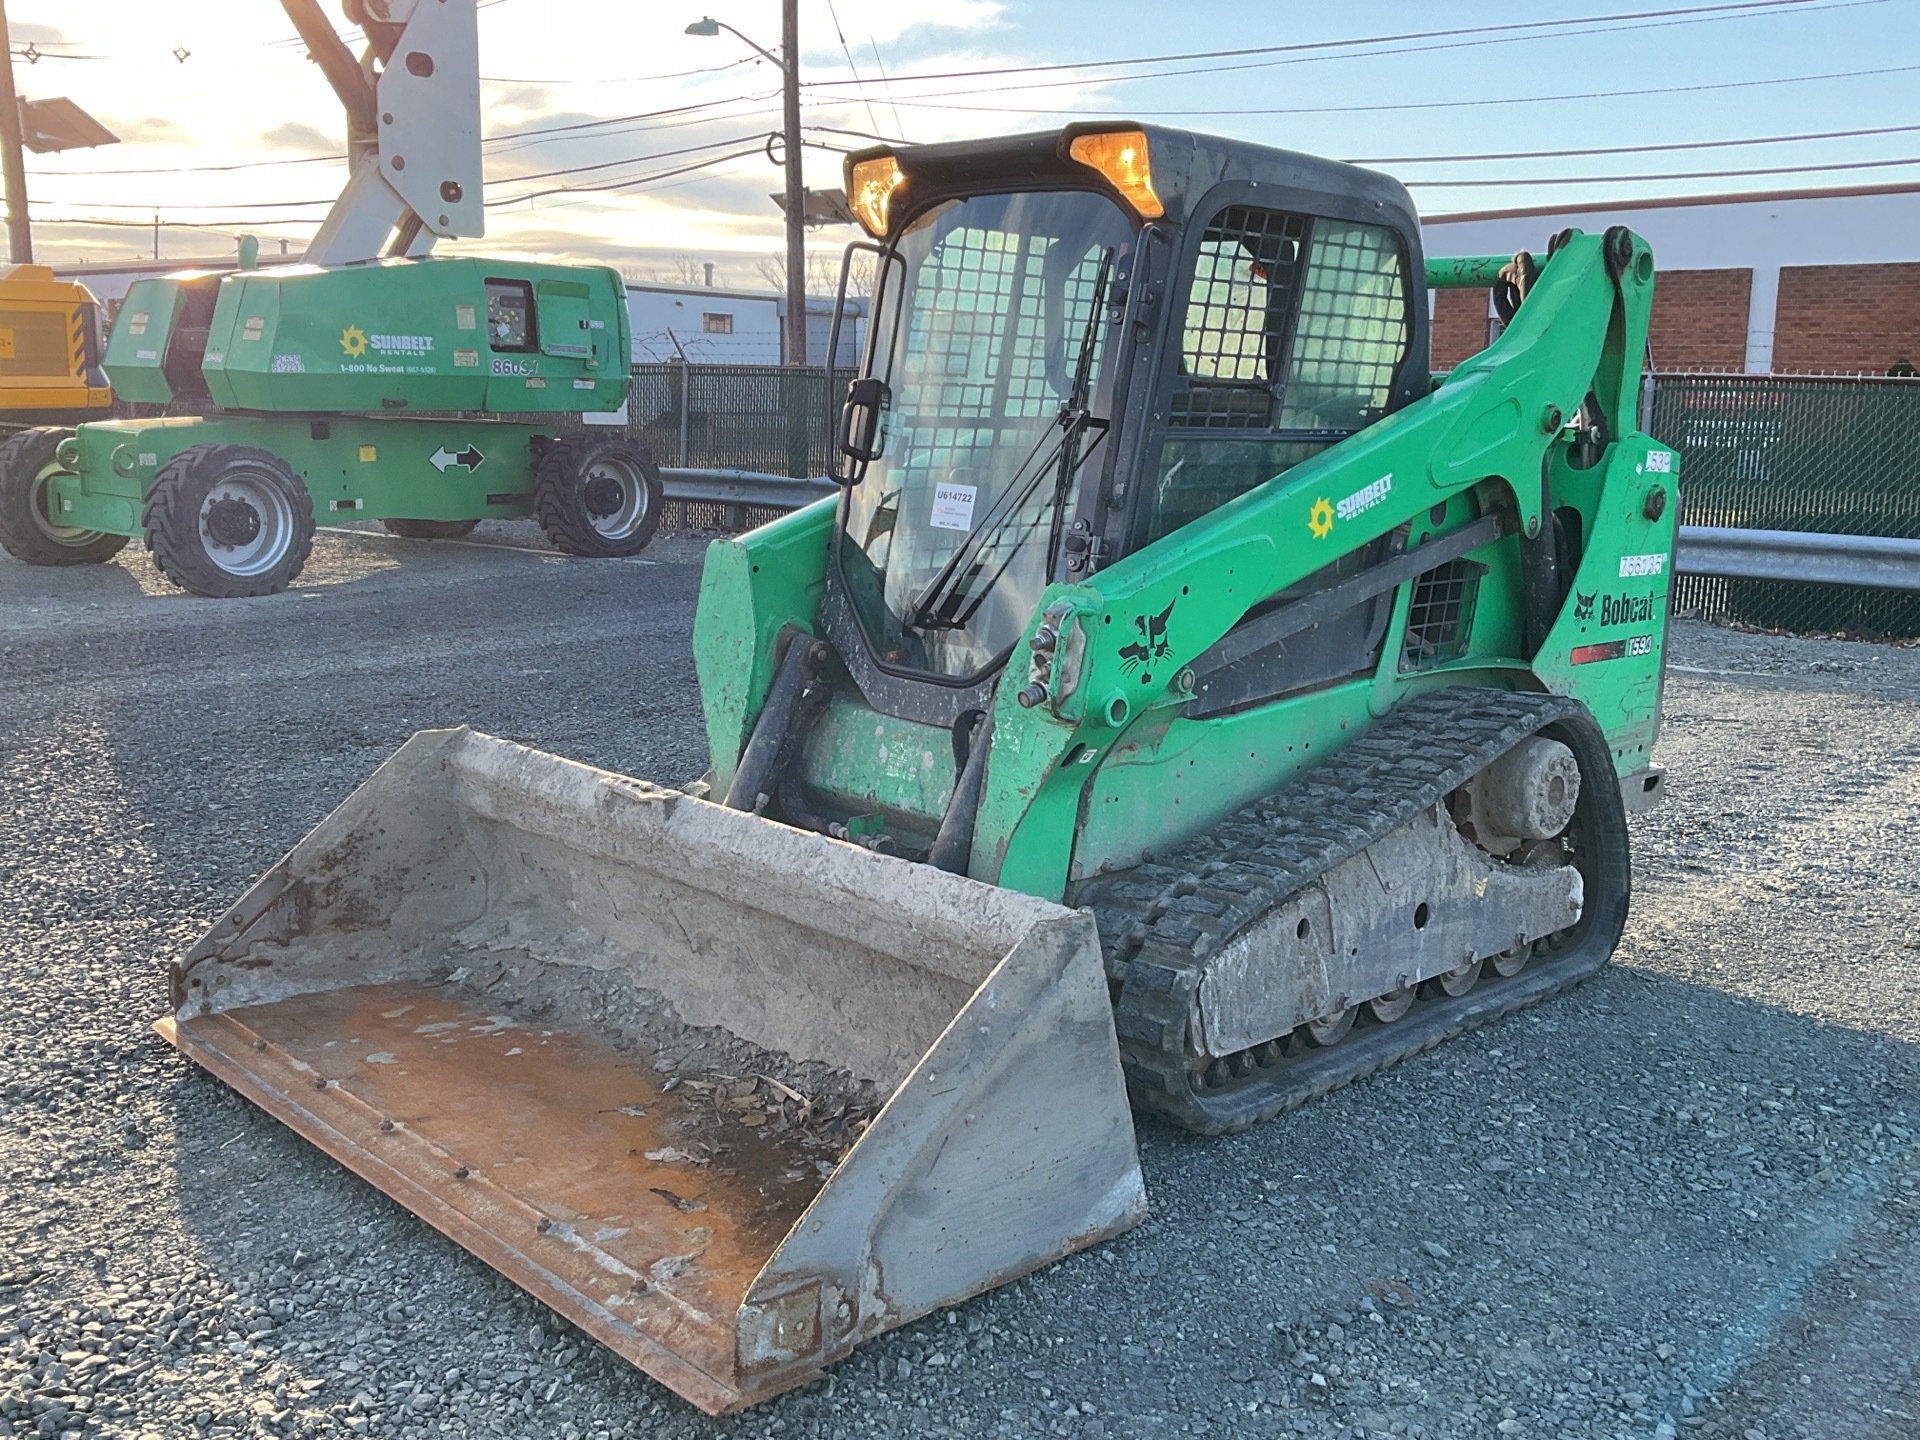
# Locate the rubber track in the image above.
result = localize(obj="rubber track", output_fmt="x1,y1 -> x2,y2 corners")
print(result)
1071,686 -> 1631,1135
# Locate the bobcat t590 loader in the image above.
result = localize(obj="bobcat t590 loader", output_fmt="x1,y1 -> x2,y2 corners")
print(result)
157,124 -> 1675,1412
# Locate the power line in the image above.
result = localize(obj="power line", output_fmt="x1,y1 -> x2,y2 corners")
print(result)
866,37 -> 908,143
489,147 -> 770,206
35,215 -> 318,230
807,0 -> 1845,89
850,60 -> 1920,119
34,132 -> 782,215
1401,154 -> 1920,187
1351,121 -> 1920,166
820,0 -> 887,143
492,133 -> 773,186
480,56 -> 757,85
819,0 -> 1885,103
806,123 -> 908,147
481,91 -> 782,148
24,92 -> 782,180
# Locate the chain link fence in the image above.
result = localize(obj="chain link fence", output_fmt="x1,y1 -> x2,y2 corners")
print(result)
1648,373 -> 1920,638
620,363 -> 852,478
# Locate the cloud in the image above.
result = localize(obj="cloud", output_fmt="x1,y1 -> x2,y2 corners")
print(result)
100,115 -> 194,145
255,122 -> 337,156
822,0 -> 1006,47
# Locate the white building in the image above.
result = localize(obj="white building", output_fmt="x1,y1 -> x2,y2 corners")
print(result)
625,281 -> 867,367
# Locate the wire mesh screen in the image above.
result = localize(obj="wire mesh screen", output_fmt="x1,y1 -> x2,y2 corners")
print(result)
1275,222 -> 1409,431
1402,559 -> 1484,669
1649,373 -> 1920,637
1171,207 -> 1306,429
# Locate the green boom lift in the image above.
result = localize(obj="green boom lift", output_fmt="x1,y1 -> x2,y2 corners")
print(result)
0,0 -> 653,596
156,123 -> 1674,1411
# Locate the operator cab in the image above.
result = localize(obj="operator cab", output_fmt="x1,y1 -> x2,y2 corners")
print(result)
824,124 -> 1432,726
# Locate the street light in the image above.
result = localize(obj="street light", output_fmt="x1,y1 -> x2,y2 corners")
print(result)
687,10 -> 807,367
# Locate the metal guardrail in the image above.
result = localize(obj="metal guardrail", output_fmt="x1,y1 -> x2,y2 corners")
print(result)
658,467 -> 836,509
1676,526 -> 1920,593
655,474 -> 1920,598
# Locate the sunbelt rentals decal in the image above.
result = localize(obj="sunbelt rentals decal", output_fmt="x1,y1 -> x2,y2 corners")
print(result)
339,324 -> 439,376
1310,473 -> 1392,539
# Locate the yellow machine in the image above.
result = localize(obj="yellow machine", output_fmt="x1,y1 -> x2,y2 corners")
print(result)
0,264 -> 113,427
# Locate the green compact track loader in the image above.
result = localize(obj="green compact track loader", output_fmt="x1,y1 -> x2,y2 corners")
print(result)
157,124 -> 1675,1412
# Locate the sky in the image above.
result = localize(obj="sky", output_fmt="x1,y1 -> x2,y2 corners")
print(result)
5,0 -> 1916,286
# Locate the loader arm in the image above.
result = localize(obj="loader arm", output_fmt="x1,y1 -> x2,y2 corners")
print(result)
966,228 -> 1668,896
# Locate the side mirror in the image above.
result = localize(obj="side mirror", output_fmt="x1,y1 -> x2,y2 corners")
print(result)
833,376 -> 890,481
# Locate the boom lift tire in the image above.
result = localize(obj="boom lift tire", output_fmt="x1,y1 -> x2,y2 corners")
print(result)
382,518 -> 479,540
0,427 -> 129,567
143,444 -> 316,599
532,434 -> 663,558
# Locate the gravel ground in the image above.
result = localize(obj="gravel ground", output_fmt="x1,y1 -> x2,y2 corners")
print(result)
3,525 -> 1918,1440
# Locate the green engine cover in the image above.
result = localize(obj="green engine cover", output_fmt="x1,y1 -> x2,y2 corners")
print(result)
104,256 -> 632,415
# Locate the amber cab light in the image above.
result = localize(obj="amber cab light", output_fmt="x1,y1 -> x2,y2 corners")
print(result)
849,155 -> 907,237
1068,129 -> 1164,219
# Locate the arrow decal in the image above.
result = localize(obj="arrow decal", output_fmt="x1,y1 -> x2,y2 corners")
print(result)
430,444 -> 486,473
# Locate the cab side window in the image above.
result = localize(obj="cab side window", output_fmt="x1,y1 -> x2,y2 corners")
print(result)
1174,207 -> 1306,426
486,279 -> 536,352
1277,222 -> 1409,431
1145,208 -> 1412,542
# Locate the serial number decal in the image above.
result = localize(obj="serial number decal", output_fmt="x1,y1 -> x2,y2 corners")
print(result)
1644,450 -> 1674,474
931,483 -> 977,532
1619,553 -> 1667,578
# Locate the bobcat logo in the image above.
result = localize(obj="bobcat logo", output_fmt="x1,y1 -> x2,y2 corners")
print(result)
1574,590 -> 1596,622
1119,599 -> 1176,673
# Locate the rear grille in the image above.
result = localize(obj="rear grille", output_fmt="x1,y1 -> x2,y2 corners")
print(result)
1400,558 -> 1485,669
0,310 -> 74,379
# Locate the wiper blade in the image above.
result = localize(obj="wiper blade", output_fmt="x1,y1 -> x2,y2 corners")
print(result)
906,249 -> 1116,634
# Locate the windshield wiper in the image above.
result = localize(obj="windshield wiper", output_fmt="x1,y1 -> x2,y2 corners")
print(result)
906,249 -> 1115,634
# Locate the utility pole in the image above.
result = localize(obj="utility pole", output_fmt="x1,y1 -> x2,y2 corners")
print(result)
779,0 -> 806,366
687,11 -> 808,365
0,0 -> 33,264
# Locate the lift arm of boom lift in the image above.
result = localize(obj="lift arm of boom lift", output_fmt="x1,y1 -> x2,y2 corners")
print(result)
280,0 -> 484,263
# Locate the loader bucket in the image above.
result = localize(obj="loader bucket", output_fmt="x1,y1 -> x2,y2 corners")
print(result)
155,728 -> 1144,1414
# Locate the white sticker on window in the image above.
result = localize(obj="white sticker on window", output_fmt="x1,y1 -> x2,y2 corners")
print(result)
931,483 -> 977,532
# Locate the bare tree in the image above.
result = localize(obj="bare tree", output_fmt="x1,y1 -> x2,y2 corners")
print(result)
623,254 -> 709,286
757,247 -> 872,298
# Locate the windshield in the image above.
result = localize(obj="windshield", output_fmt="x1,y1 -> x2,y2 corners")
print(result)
837,189 -> 1134,681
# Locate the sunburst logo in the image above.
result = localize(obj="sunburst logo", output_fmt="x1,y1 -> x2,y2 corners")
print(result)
1308,497 -> 1334,539
340,325 -> 368,358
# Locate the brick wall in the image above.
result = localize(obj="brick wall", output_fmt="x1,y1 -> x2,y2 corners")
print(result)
1431,288 -> 1490,370
1648,268 -> 1752,372
1774,262 -> 1920,374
